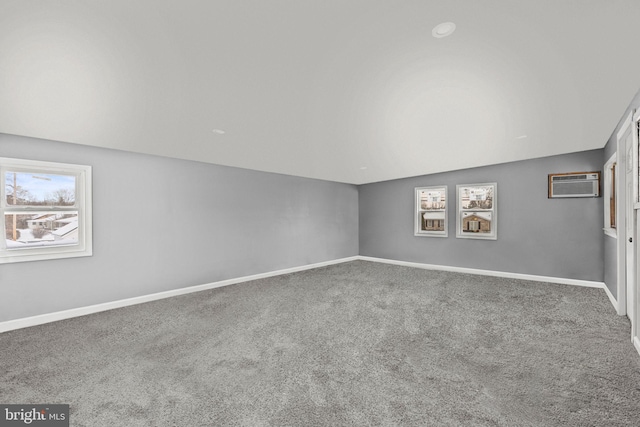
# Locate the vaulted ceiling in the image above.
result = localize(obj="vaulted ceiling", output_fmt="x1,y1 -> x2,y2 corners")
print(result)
1,0 -> 639,184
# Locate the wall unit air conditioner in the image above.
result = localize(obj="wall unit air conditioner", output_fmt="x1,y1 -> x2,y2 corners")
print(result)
548,172 -> 601,198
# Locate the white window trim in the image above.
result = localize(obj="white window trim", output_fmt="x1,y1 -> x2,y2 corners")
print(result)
415,185 -> 448,237
603,152 -> 617,238
0,157 -> 92,263
456,182 -> 498,240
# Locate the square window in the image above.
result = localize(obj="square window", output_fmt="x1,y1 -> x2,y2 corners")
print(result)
1,158 -> 92,263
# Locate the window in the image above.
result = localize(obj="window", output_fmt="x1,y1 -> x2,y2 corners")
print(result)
604,153 -> 617,237
611,164 -> 616,228
1,157 -> 92,263
456,183 -> 497,240
415,186 -> 447,237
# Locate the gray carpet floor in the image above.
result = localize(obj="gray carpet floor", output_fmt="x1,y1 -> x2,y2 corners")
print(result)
1,260 -> 639,426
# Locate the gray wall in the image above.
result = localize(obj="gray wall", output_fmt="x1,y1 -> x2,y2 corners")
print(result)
602,89 -> 640,298
360,150 -> 604,282
0,133 -> 359,322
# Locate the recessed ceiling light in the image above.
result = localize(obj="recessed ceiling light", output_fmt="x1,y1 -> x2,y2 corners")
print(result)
212,129 -> 226,135
360,166 -> 368,170
516,135 -> 528,139
432,22 -> 456,38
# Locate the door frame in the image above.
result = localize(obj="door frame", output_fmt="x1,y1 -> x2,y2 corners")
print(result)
617,109 -> 639,351
632,110 -> 640,351
616,112 -> 633,318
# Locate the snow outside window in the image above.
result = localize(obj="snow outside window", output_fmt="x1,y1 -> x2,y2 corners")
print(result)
1,157 -> 92,263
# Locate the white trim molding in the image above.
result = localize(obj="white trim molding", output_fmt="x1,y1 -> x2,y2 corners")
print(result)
0,255 -> 611,334
617,111 -> 634,141
615,111 -> 635,317
358,256 -> 605,288
0,256 -> 359,333
603,282 -> 620,313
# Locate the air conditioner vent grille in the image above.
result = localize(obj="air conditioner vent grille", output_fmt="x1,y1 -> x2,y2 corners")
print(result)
548,171 -> 600,198
553,181 -> 595,195
553,174 -> 588,181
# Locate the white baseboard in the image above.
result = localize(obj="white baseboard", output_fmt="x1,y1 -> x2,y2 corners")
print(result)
0,256 -> 359,334
0,255 -> 609,334
602,282 -> 620,314
634,336 -> 640,356
356,256 -> 605,289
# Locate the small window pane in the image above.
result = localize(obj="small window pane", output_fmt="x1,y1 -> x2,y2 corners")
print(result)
610,163 -> 616,229
5,211 -> 79,249
419,189 -> 446,210
459,185 -> 493,210
461,211 -> 493,234
5,172 -> 76,206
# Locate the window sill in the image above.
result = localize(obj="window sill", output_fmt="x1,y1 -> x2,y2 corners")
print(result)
603,228 -> 617,238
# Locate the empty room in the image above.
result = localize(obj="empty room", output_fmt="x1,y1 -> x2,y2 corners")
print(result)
1,1 -> 640,426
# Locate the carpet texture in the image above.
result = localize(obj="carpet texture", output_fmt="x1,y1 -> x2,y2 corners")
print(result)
1,260 -> 639,426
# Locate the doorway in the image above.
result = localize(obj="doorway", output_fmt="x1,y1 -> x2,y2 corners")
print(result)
617,110 -> 638,346
623,124 -> 635,329
632,111 -> 640,349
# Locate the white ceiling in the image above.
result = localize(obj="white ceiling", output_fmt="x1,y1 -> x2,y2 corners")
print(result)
1,0 -> 639,184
